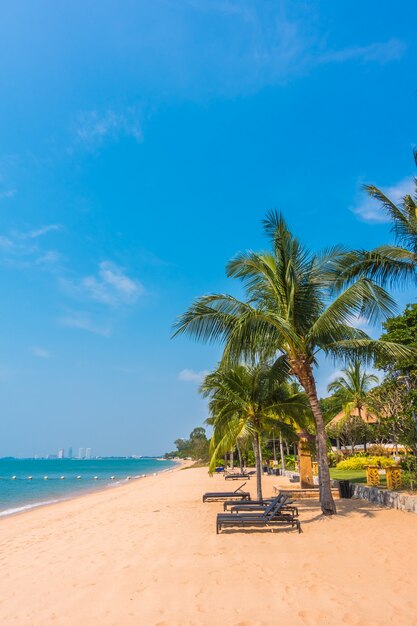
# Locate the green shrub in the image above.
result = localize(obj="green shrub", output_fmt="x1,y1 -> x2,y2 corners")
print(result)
336,456 -> 396,471
328,451 -> 344,467
284,455 -> 296,470
400,455 -> 417,474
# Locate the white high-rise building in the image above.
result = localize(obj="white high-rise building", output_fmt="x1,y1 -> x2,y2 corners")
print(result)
85,448 -> 92,460
78,447 -> 85,459
58,449 -> 64,459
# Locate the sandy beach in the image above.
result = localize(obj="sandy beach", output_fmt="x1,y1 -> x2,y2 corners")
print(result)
1,465 -> 417,626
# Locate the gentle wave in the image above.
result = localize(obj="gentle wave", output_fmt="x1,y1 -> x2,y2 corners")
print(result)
0,498 -> 65,517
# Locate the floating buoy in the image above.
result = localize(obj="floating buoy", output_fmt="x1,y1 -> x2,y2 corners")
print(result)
44,476 -> 48,480
93,476 -> 98,480
110,476 -> 115,480
27,476 -> 33,480
12,476 -> 16,480
76,476 -> 81,479
60,476 -> 65,480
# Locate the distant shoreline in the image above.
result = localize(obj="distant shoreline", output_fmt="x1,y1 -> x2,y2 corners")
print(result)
0,458 -> 185,520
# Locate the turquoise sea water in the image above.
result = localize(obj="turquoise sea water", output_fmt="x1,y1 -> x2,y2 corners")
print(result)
0,458 -> 177,517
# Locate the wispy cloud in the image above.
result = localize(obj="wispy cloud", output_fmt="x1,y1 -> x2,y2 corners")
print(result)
327,370 -> 344,385
35,250 -> 62,266
59,312 -> 111,336
178,368 -> 209,384
18,224 -> 61,240
318,38 -> 405,66
30,346 -> 51,359
62,261 -> 144,306
117,3 -> 405,97
0,236 -> 15,250
74,108 -> 143,150
352,177 -> 414,223
0,188 -> 16,200
0,224 -> 63,267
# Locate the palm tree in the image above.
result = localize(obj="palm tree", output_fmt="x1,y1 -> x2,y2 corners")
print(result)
201,363 -> 308,500
174,212 -> 414,514
327,360 -> 378,452
327,360 -> 378,420
336,151 -> 417,288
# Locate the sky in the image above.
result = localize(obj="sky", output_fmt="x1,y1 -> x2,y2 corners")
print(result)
0,1 -> 415,457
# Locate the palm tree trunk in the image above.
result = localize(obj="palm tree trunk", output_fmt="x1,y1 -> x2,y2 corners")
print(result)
292,361 -> 336,515
358,405 -> 367,453
236,444 -> 243,473
230,450 -> 234,470
279,431 -> 286,473
253,432 -> 263,501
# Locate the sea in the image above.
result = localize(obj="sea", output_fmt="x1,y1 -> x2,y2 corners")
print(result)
0,457 -> 177,517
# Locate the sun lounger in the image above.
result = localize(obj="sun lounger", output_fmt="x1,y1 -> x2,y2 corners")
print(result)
202,482 -> 251,502
216,495 -> 301,533
229,498 -> 298,518
224,472 -> 251,480
223,493 -> 299,516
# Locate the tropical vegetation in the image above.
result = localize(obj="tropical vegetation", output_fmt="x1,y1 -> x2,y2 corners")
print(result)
327,360 -> 378,421
201,363 -> 309,500
165,427 -> 210,463
174,212 -> 413,514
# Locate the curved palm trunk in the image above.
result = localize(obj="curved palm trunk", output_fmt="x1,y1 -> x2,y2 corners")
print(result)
237,444 -> 244,473
292,360 -> 336,515
252,432 -> 263,501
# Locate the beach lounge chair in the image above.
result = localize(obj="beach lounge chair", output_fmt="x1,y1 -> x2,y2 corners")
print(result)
228,494 -> 299,518
224,472 -> 251,480
216,495 -> 301,534
223,492 -> 299,516
202,482 -> 251,502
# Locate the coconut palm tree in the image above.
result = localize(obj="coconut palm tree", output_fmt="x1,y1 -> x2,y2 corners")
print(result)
174,212 -> 414,514
201,363 -> 308,500
327,360 -> 378,452
335,151 -> 417,288
327,360 -> 378,420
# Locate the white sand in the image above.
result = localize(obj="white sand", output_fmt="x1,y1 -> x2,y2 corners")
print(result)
1,466 -> 417,625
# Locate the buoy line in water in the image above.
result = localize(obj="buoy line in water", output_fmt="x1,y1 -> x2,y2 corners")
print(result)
0,475 -> 148,481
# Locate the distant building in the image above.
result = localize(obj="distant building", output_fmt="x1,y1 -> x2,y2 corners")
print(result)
58,449 -> 64,459
78,447 -> 85,459
85,448 -> 92,460
68,447 -> 73,459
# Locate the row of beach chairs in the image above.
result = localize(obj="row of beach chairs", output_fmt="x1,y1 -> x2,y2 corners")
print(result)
202,482 -> 301,534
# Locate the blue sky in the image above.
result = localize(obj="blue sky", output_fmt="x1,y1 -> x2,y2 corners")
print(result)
0,1 -> 415,457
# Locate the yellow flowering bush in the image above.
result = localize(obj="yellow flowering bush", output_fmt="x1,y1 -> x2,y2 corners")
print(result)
336,456 -> 396,470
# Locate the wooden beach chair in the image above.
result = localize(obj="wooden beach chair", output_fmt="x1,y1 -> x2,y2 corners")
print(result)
223,492 -> 299,516
202,482 -> 251,502
224,472 -> 251,480
216,495 -> 302,534
226,493 -> 298,519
